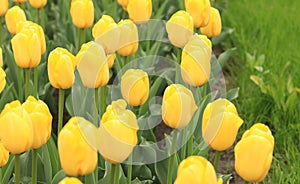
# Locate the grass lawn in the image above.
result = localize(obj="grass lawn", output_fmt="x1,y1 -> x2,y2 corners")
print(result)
222,0 -> 300,183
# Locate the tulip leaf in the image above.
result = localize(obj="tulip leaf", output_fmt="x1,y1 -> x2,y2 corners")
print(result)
212,28 -> 234,46
85,172 -> 96,184
221,87 -> 240,101
217,47 -> 236,68
2,154 -> 15,184
0,83 -> 14,110
131,178 -> 154,184
217,173 -> 232,184
65,94 -> 74,116
131,164 -> 153,181
154,154 -> 179,184
41,145 -> 53,183
46,135 -> 61,176
51,170 -> 66,184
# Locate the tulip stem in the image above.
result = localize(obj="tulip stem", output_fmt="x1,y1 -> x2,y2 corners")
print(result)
127,154 -> 132,184
99,86 -> 107,118
18,68 -> 23,101
37,8 -> 45,29
78,28 -> 85,52
94,88 -> 99,122
167,130 -> 179,184
180,128 -> 187,160
115,164 -> 120,184
187,135 -> 193,157
0,167 -> 2,184
32,149 -> 37,184
175,48 -> 181,83
214,151 -> 220,172
14,154 -> 20,184
111,164 -> 119,184
58,89 -> 65,133
25,68 -> 30,98
33,68 -> 38,98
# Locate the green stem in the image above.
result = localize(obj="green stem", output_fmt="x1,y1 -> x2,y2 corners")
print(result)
78,28 -> 85,51
25,68 -> 30,98
127,154 -> 132,184
14,154 -> 20,184
33,68 -> 38,98
99,86 -> 107,118
18,67 -> 23,101
180,128 -> 187,160
124,56 -> 128,66
187,135 -> 193,157
175,48 -> 181,83
37,8 -> 45,29
114,164 -> 120,184
0,16 -> 2,46
0,167 -> 2,184
94,87 -> 99,124
32,149 -> 37,184
110,164 -> 116,184
166,130 -> 179,184
58,89 -> 65,133
214,151 -> 220,172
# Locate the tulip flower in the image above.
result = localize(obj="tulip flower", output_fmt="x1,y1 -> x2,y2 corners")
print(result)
97,99 -> 138,164
5,6 -> 26,34
70,0 -> 94,29
0,68 -> 4,93
202,98 -> 243,151
200,7 -> 222,38
117,19 -> 139,56
93,15 -> 121,54
0,142 -> 9,167
58,117 -> 98,176
117,0 -> 129,10
121,69 -> 149,106
185,0 -> 211,28
0,47 -> 3,67
59,177 -> 83,184
107,53 -> 116,68
127,0 -> 152,24
29,0 -> 47,9
162,84 -> 197,129
175,156 -> 223,184
0,100 -> 33,154
166,10 -> 194,48
181,34 -> 211,87
235,123 -> 274,182
0,0 -> 8,16
76,41 -> 109,88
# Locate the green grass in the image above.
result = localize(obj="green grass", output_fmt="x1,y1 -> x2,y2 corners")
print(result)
222,0 -> 300,183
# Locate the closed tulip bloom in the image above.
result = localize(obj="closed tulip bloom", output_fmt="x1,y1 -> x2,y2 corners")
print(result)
181,34 -> 211,87
0,0 -> 8,16
29,0 -> 47,9
48,48 -> 76,89
175,156 -> 222,184
162,84 -> 197,129
107,53 -> 116,68
97,99 -> 138,164
202,98 -> 243,151
200,7 -> 222,38
0,142 -> 9,167
58,117 -> 98,176
127,0 -> 152,24
0,47 -> 3,67
76,42 -> 109,88
70,0 -> 94,28
0,68 -> 5,93
185,0 -> 211,28
93,15 -> 121,54
117,19 -> 138,56
59,177 -> 83,184
5,6 -> 26,34
22,96 -> 52,149
121,69 -> 149,106
0,101 -> 33,154
235,123 -> 274,182
117,0 -> 129,10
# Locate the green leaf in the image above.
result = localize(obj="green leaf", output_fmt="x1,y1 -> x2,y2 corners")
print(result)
250,75 -> 267,94
212,28 -> 234,45
2,154 -> 15,184
154,155 -> 179,184
221,87 -> 240,101
217,173 -> 232,184
51,170 -> 66,184
41,145 -> 53,183
85,172 -> 96,184
217,47 -> 236,68
0,83 -> 14,110
46,135 -> 61,176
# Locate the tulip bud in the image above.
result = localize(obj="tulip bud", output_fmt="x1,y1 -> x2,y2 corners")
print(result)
5,6 -> 27,34
93,15 -> 121,54
200,7 -> 222,38
0,47 -> 3,67
58,117 -> 98,176
97,99 -> 138,164
76,41 -> 109,88
166,10 -> 194,48
29,0 -> 47,9
127,0 -> 152,24
185,0 -> 211,28
202,98 -> 243,151
107,53 -> 116,68
0,101 -> 33,154
0,142 -> 9,167
162,84 -> 197,129
117,0 -> 129,10
117,19 -> 139,56
0,0 -> 8,16
235,123 -> 274,182
70,0 -> 94,28
48,47 -> 76,89
59,177 -> 83,184
121,69 -> 149,106
175,156 -> 223,184
181,34 -> 211,87
22,96 -> 52,149
0,67 -> 5,93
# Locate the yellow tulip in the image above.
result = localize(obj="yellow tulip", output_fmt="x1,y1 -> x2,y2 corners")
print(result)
0,101 -> 33,154
97,99 -> 138,164
0,67 -> 5,93
166,10 -> 194,48
0,142 -> 9,167
76,41 -> 109,88
22,96 -> 52,149
200,7 -> 222,38
29,0 -> 47,9
70,0 -> 94,28
117,0 -> 129,10
59,177 -> 83,184
175,156 -> 223,184
16,21 -> 46,54
202,98 -> 243,151
117,19 -> 138,56
0,0 -> 8,16
58,117 -> 98,176
93,15 -> 121,54
121,69 -> 149,106
235,123 -> 274,182
107,53 -> 116,68
162,84 -> 197,129
127,0 -> 152,24
48,47 -> 76,89
0,47 -> 3,67
181,34 -> 211,87
11,28 -> 41,68
185,0 -> 211,28
5,6 -> 27,34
